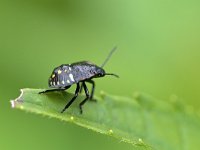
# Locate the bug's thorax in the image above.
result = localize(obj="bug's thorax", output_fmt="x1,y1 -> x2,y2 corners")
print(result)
70,61 -> 106,80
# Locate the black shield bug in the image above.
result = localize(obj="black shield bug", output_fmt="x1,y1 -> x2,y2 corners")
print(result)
39,47 -> 119,114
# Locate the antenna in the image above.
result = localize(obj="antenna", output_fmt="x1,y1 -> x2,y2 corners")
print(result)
101,46 -> 117,68
105,73 -> 119,78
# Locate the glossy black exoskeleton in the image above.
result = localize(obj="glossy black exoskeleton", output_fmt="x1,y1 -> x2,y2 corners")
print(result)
39,47 -> 118,114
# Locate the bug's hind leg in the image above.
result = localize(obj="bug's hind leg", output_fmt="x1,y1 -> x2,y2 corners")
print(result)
38,87 -> 69,94
61,83 -> 80,113
79,82 -> 90,114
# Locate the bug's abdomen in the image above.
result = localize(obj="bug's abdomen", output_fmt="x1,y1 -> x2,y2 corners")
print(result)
48,65 -> 75,88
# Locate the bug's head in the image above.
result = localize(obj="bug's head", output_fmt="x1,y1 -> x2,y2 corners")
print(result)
94,67 -> 119,78
94,67 -> 106,78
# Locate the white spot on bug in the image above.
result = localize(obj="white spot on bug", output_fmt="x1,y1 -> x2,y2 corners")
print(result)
64,69 -> 67,72
57,81 -> 60,85
69,67 -> 71,71
67,80 -> 70,83
62,80 -> 65,84
52,74 -> 55,78
69,74 -> 75,82
53,82 -> 56,86
50,82 -> 53,85
58,70 -> 62,74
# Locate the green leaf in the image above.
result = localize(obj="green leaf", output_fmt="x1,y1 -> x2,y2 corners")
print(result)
11,89 -> 200,150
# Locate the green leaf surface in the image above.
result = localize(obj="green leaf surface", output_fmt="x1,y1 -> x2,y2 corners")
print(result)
11,89 -> 200,150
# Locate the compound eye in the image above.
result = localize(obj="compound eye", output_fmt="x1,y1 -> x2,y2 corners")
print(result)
98,72 -> 104,77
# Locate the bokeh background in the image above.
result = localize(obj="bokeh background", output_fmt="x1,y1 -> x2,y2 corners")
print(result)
1,0 -> 200,150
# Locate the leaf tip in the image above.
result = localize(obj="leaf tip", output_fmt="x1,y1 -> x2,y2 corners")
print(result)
10,100 -> 24,110
10,89 -> 24,109
10,100 -> 15,108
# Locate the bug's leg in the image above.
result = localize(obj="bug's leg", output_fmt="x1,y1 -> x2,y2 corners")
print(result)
79,82 -> 90,114
79,82 -> 83,93
39,86 -> 71,94
61,83 -> 80,113
39,88 -> 65,94
86,80 -> 96,101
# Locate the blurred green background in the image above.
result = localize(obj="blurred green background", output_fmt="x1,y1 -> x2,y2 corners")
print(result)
0,0 -> 200,150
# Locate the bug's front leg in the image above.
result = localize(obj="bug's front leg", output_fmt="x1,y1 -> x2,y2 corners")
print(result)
86,80 -> 96,101
79,82 -> 89,114
61,83 -> 80,113
79,82 -> 83,93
